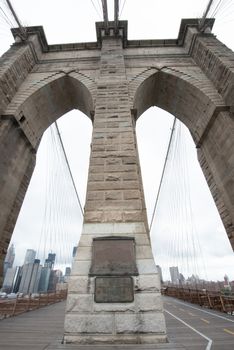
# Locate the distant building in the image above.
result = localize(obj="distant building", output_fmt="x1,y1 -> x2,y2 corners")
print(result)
28,259 -> 42,293
12,267 -> 22,293
48,270 -> 62,291
64,267 -> 71,283
38,267 -> 51,292
169,266 -> 180,284
3,244 -> 15,276
18,259 -> 42,294
179,273 -> 185,283
223,274 -> 231,292
45,253 -> 56,268
2,267 -> 17,293
156,265 -> 163,283
24,249 -> 36,265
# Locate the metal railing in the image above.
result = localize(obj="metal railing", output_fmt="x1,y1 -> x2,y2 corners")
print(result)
0,290 -> 67,319
162,286 -> 234,314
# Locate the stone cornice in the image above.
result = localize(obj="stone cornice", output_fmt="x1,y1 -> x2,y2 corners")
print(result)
10,18 -> 216,53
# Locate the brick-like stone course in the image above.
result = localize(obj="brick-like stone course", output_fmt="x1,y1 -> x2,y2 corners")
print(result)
84,37 -> 147,227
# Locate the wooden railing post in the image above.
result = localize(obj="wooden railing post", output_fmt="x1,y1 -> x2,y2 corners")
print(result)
11,297 -> 18,316
220,295 -> 226,312
27,294 -> 31,311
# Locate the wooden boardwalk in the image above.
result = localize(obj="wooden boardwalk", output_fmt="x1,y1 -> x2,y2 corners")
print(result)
0,301 -> 65,350
1,296 -> 233,349
0,299 -> 184,350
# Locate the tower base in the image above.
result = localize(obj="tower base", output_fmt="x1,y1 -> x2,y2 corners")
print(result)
63,222 -> 167,344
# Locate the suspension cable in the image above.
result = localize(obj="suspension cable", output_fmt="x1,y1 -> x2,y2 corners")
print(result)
149,117 -> 176,233
54,121 -> 84,216
5,0 -> 27,39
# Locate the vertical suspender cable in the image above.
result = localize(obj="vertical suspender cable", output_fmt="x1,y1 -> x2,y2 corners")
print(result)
199,0 -> 215,30
55,122 -> 84,216
149,117 -> 176,233
5,0 -> 27,39
114,0 -> 119,31
101,0 -> 109,30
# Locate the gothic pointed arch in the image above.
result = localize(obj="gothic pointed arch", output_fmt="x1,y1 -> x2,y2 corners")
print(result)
4,72 -> 95,148
133,69 -> 234,249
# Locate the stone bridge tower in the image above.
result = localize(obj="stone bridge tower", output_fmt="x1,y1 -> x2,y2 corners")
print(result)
0,17 -> 234,344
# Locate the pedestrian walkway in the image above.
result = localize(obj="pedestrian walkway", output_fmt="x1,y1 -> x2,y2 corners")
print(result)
3,295 -> 234,349
164,296 -> 234,349
0,299 -> 185,349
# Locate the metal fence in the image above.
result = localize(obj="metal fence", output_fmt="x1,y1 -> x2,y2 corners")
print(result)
162,286 -> 234,314
0,290 -> 67,319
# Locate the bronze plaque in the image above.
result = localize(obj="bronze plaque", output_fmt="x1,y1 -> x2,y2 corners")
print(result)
95,276 -> 134,303
89,237 -> 138,276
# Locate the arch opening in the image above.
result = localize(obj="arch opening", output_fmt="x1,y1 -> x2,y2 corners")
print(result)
133,70 -> 223,144
133,70 -> 234,253
0,75 -> 95,286
136,106 -> 234,282
9,74 -> 94,148
7,109 -> 92,276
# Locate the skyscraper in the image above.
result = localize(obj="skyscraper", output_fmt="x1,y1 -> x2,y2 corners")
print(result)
18,259 -> 42,294
45,253 -> 56,268
38,266 -> 51,292
2,267 -> 17,293
169,266 -> 180,284
24,249 -> 36,265
3,244 -> 15,276
156,265 -> 163,284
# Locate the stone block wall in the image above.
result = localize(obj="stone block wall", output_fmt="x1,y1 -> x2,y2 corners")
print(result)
64,223 -> 166,344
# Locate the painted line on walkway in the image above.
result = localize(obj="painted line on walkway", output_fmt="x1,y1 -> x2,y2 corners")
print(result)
165,309 -> 212,350
165,297 -> 234,323
223,328 -> 234,335
200,318 -> 210,324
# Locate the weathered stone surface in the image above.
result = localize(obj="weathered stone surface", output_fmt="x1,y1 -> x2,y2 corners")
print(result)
71,261 -> 91,276
134,293 -> 163,312
68,276 -> 94,294
63,334 -> 168,345
137,259 -> 158,274
136,245 -> 154,259
135,274 -> 161,292
66,294 -> 93,313
64,314 -> 113,333
115,313 -> 166,334
75,246 -> 92,260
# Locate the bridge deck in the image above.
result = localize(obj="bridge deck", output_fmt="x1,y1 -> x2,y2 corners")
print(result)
164,296 -> 234,349
0,297 -> 234,349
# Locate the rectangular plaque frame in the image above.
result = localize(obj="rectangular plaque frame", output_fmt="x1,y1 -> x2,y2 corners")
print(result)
89,236 -> 138,276
95,276 -> 134,303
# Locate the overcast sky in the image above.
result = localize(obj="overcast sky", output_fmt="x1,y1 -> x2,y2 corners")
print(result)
1,0 -> 234,281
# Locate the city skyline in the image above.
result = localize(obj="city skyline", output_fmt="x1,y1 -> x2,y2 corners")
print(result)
2,247 -> 71,294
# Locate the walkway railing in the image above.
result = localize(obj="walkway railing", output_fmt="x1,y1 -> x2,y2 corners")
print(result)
0,290 -> 67,319
162,286 -> 234,314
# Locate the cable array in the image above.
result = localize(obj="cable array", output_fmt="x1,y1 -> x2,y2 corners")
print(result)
36,122 -> 84,272
90,0 -> 102,20
202,0 -> 234,30
119,0 -> 127,17
151,119 -> 207,284
0,0 -> 16,27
